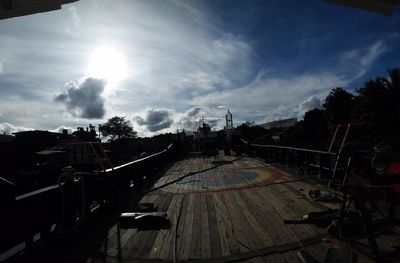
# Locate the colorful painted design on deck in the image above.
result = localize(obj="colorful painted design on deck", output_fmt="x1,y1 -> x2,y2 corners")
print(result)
162,166 -> 288,193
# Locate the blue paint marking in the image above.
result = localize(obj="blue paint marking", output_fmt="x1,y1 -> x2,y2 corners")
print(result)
179,170 -> 258,187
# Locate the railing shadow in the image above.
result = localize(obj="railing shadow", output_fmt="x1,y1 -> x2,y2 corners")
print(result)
0,143 -> 181,262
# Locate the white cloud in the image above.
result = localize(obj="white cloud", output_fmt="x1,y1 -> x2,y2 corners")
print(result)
49,126 -> 75,134
65,6 -> 81,38
188,71 -> 347,123
0,123 -> 76,135
263,105 -> 292,123
176,71 -> 229,91
0,61 -> 3,74
297,96 -> 322,120
0,0 -> 397,137
360,41 -> 386,67
339,40 -> 387,79
0,123 -> 33,135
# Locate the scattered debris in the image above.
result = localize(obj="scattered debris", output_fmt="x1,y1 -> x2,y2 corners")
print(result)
308,190 -> 339,202
284,209 -> 339,228
120,203 -> 170,230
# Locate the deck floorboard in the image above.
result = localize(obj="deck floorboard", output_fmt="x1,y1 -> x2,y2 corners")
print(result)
65,154 -> 385,263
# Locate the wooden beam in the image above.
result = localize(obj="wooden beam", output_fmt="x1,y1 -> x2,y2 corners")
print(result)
327,0 -> 400,15
0,0 -> 78,20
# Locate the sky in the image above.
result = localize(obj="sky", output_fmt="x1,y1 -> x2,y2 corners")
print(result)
0,0 -> 399,137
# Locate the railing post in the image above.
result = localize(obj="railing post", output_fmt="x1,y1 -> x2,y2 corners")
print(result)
263,147 -> 267,162
318,153 -> 324,178
306,152 -> 312,175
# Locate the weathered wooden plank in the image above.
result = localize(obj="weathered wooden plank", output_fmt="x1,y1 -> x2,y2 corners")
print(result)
233,191 -> 275,248
258,186 -> 316,244
281,250 -> 299,263
228,191 -> 266,251
246,256 -> 268,263
282,182 -> 337,211
188,193 -> 202,259
273,253 -> 290,263
175,164 -> 187,194
147,193 -> 177,259
199,193 -> 212,259
107,228 -> 136,257
241,188 -> 295,246
179,193 -> 195,260
265,185 -> 321,240
167,192 -> 189,260
153,171 -> 172,189
213,169 -> 223,192
119,195 -> 161,258
159,194 -> 183,261
206,193 -> 222,259
102,194 -> 159,257
213,192 -> 239,256
132,194 -> 169,258
220,191 -> 250,254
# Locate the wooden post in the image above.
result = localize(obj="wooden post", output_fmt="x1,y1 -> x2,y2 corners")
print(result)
306,152 -> 311,175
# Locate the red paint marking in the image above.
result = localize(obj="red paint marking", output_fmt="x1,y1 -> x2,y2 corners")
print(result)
387,163 -> 400,192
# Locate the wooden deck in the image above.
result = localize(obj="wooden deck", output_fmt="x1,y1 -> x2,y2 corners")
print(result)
39,154 -> 400,262
91,154 -> 369,263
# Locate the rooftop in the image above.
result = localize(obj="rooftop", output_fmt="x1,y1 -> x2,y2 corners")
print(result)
34,153 -> 399,262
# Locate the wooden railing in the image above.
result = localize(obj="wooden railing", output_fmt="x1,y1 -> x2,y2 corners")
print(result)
239,139 -> 336,178
0,143 -> 178,258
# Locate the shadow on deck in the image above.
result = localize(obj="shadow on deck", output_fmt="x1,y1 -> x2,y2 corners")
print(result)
6,153 -> 400,263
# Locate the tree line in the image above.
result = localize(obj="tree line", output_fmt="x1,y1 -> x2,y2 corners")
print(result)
236,68 -> 400,151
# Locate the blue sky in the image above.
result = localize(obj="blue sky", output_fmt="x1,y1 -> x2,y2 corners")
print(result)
0,0 -> 399,136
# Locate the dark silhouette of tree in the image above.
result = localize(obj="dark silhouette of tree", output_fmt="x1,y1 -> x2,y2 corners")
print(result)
274,67 -> 400,149
353,69 -> 400,141
354,78 -> 388,123
323,87 -> 354,125
100,116 -> 137,142
280,109 -> 329,149
385,68 -> 400,127
236,121 -> 268,141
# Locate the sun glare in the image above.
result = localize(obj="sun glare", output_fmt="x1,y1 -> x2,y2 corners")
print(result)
87,46 -> 127,89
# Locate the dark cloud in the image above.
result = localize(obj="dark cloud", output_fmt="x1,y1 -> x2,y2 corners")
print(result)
207,118 -> 219,128
177,107 -> 220,130
55,78 -> 106,119
133,107 -> 224,136
186,107 -> 203,117
178,108 -> 203,130
134,109 -> 173,132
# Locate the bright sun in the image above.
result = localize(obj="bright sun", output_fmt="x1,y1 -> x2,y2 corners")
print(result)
87,46 -> 127,88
